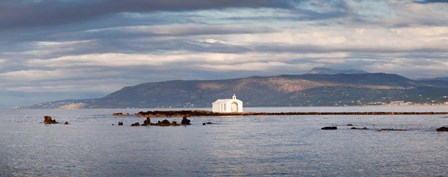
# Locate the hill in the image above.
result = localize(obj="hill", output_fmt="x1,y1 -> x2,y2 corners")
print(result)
22,72 -> 448,109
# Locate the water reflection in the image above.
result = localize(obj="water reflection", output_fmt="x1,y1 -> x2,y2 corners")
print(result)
0,107 -> 447,176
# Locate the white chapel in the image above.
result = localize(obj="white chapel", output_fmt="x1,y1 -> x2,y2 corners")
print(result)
212,94 -> 243,113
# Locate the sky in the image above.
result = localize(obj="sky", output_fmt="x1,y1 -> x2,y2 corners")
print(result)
0,0 -> 448,108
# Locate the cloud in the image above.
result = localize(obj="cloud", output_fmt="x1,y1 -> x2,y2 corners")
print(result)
198,61 -> 289,71
1,0 -> 448,108
415,0 -> 448,3
0,70 -> 67,81
365,58 -> 448,77
86,23 -> 274,37
0,0 -> 292,31
25,51 -> 354,70
0,59 -> 5,67
26,53 -> 238,68
5,24 -> 447,63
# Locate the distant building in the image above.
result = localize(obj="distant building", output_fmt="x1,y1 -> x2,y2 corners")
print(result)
212,94 -> 243,113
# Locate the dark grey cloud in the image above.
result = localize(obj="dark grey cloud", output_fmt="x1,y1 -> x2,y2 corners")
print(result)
227,0 -> 358,22
222,8 -> 355,22
0,0 -> 292,31
250,44 -> 448,54
415,0 -> 448,3
0,24 -> 273,61
296,0 -> 354,20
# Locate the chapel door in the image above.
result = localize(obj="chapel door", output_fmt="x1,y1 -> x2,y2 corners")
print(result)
231,102 -> 238,112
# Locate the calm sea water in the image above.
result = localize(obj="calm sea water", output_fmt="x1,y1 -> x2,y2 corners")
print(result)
1,106 -> 448,177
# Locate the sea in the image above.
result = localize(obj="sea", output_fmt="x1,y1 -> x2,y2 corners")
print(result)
1,106 -> 448,177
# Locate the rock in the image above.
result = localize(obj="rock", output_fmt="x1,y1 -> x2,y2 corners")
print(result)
351,127 -> 368,130
171,121 -> 180,126
181,116 -> 191,125
118,121 -> 124,126
142,117 -> 151,126
436,126 -> 448,132
202,122 -> 213,125
158,119 -> 171,126
43,116 -> 58,124
321,126 -> 337,130
161,119 -> 170,123
64,121 -> 69,125
113,113 -> 130,116
347,124 -> 354,126
131,122 -> 140,126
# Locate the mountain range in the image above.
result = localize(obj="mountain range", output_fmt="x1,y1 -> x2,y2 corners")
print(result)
22,68 -> 448,109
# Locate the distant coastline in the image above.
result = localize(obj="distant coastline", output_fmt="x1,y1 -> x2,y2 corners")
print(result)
18,72 -> 448,109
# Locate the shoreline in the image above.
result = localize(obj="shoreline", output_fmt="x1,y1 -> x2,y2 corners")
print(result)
131,110 -> 448,117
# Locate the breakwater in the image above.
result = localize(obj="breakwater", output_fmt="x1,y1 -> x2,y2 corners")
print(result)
131,110 -> 448,117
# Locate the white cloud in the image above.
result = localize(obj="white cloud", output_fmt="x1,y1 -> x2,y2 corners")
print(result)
0,59 -> 5,68
0,67 -> 126,84
365,57 -> 448,78
27,53 -> 241,67
84,23 -> 270,36
4,84 -> 115,93
26,52 -> 351,69
197,61 -> 289,71
33,40 -> 94,47
219,26 -> 448,52
0,70 -> 67,81
2,40 -> 96,58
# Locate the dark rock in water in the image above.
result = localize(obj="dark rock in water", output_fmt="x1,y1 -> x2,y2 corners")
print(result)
159,119 -> 171,126
131,122 -> 140,126
321,126 -> 337,130
43,116 -> 58,124
202,122 -> 213,125
181,116 -> 191,125
64,121 -> 69,125
118,121 -> 124,126
436,126 -> 448,132
142,117 -> 151,126
351,127 -> 368,130
347,124 -> 354,126
113,112 -> 130,116
171,121 -> 180,126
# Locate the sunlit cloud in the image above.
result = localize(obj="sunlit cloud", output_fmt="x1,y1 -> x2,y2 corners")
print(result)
197,61 -> 289,71
0,70 -> 67,81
